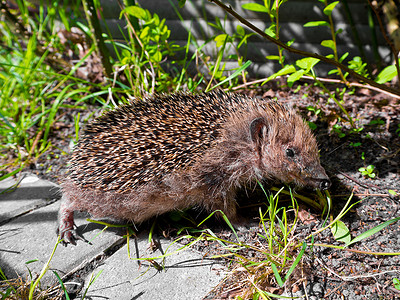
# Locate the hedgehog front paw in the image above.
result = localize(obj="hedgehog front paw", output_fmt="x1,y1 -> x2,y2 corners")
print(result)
58,227 -> 79,246
57,222 -> 85,246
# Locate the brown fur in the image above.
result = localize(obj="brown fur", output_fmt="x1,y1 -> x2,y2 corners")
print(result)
58,90 -> 330,245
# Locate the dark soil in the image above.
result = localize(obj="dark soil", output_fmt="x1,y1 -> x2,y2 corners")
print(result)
26,82 -> 400,299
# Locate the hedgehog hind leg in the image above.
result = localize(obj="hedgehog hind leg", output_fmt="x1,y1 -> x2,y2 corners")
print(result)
57,194 -> 83,246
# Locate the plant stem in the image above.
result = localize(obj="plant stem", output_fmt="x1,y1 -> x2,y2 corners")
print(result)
29,238 -> 61,300
323,0 -> 346,82
82,0 -> 113,79
274,0 -> 284,67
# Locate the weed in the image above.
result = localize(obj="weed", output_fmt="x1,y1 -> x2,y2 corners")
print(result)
376,59 -> 400,84
358,164 -> 376,179
394,278 -> 400,291
307,105 -> 321,117
117,4 -> 185,95
347,56 -> 370,78
331,120 -> 363,139
0,242 -> 64,300
210,0 -> 400,137
0,0 -> 195,171
205,19 -> 254,91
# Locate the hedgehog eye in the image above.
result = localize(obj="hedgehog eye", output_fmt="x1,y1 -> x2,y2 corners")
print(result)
286,148 -> 295,158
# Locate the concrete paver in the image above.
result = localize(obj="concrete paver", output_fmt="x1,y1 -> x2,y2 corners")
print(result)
0,173 -> 226,299
0,173 -> 59,224
80,232 -> 226,300
0,201 -> 124,286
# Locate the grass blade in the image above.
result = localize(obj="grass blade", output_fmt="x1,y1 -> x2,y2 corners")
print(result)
347,217 -> 400,246
52,271 -> 70,300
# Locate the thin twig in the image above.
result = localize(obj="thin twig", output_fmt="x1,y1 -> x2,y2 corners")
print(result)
82,0 -> 113,78
231,75 -> 400,100
315,257 -> 400,281
332,193 -> 396,197
337,170 -> 381,190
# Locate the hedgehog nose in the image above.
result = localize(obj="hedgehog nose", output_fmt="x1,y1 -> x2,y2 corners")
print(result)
319,179 -> 331,190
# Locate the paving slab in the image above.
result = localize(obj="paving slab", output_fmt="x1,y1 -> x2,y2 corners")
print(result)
0,173 -> 59,224
80,232 -> 226,300
1,173 -> 227,299
0,200 -> 124,286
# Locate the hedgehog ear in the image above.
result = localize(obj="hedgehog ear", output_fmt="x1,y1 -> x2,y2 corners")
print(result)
249,117 -> 267,143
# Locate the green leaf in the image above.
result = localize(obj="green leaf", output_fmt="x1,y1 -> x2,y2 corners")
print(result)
152,51 -> 162,62
271,263 -> 284,287
389,190 -> 398,196
321,39 -> 335,51
328,69 -> 339,75
331,220 -> 351,245
287,69 -> 305,86
347,217 -> 400,246
308,122 -> 317,130
366,165 -> 375,173
121,5 -> 147,20
296,57 -> 320,71
276,64 -> 296,76
394,278 -> 400,291
339,52 -> 349,63
287,39 -> 295,47
25,259 -> 39,264
139,26 -> 150,40
214,34 -> 228,47
262,64 -> 296,84
242,3 -> 268,13
53,271 -> 70,300
324,1 -> 339,16
236,25 -> 245,36
58,5 -> 70,31
304,21 -> 329,27
264,26 -> 276,38
335,28 -> 343,36
178,0 -> 186,8
376,64 -> 397,84
284,242 -> 307,283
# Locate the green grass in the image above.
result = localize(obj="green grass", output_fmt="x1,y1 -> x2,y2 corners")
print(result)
0,38 -> 106,177
0,1 -> 249,176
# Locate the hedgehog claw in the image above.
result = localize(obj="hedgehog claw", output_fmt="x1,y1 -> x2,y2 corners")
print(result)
59,228 -> 78,246
58,224 -> 86,246
61,228 -> 88,246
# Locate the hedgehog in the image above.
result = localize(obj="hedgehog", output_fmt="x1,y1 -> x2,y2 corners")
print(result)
58,90 -> 330,245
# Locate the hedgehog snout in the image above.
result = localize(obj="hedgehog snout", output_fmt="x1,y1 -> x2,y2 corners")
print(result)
300,162 -> 331,190
309,169 -> 331,190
